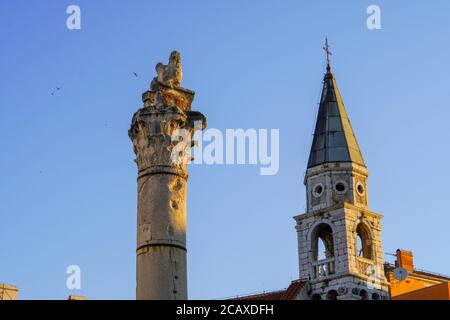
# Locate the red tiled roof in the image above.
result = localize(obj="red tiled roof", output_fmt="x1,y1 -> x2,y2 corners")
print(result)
237,290 -> 285,300
280,280 -> 305,300
233,280 -> 306,300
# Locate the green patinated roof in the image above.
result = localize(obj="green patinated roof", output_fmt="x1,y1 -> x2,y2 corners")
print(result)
307,66 -> 366,168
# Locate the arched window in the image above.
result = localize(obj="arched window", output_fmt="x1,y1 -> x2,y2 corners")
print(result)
311,223 -> 334,261
355,223 -> 373,259
326,290 -> 338,300
312,293 -> 322,300
372,293 -> 380,300
359,289 -> 368,300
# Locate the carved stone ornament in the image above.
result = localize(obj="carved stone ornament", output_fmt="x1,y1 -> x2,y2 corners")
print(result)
129,51 -> 206,176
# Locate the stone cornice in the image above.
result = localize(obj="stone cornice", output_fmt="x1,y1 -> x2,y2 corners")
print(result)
294,201 -> 383,221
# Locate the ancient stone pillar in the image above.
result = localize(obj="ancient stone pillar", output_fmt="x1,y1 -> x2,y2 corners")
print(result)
128,51 -> 206,300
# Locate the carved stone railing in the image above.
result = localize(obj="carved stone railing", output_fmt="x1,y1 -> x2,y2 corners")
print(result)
356,257 -> 374,276
312,257 -> 336,279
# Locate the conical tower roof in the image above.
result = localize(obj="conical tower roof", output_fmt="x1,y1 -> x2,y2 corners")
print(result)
307,65 -> 365,168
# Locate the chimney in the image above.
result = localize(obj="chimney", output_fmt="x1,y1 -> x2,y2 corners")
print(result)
395,249 -> 414,272
0,284 -> 19,300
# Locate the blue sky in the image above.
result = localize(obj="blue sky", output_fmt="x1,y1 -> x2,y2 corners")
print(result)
0,0 -> 449,299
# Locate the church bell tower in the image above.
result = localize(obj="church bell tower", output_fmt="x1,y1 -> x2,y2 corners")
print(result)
293,40 -> 389,300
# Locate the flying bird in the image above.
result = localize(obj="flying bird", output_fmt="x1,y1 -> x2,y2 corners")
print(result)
133,72 -> 138,77
51,87 -> 61,95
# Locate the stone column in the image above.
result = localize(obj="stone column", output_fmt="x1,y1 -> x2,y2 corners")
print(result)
128,51 -> 206,300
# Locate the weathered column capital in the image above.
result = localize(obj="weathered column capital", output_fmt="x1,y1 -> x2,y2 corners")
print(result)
128,84 -> 206,178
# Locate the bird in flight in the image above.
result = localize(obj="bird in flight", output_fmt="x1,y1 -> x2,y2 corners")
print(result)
133,72 -> 138,77
51,87 -> 61,95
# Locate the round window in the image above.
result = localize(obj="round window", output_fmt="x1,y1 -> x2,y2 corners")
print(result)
313,184 -> 324,198
356,183 -> 365,196
334,181 -> 347,193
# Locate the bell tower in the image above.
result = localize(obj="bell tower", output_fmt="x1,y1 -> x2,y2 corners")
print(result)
293,41 -> 389,300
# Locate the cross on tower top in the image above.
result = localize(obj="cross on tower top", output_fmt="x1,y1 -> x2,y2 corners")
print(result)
323,37 -> 332,70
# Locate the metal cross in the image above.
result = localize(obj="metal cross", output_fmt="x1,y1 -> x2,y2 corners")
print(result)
323,37 -> 332,66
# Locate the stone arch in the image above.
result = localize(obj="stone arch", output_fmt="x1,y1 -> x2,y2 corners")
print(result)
307,218 -> 337,243
309,222 -> 335,261
326,290 -> 338,300
372,292 -> 380,300
359,289 -> 369,300
311,293 -> 322,300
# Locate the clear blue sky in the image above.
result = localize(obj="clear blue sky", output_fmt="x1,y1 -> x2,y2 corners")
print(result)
1,0 -> 449,299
